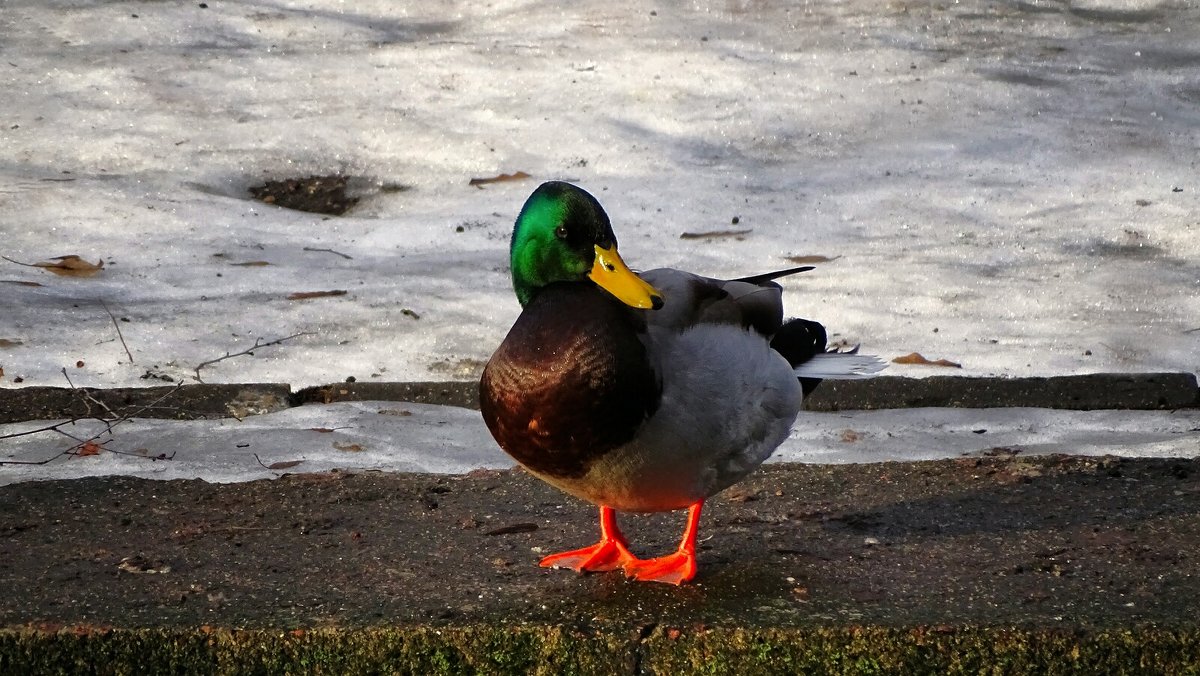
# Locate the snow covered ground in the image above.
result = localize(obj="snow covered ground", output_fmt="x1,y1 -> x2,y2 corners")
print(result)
2,1 -> 1198,481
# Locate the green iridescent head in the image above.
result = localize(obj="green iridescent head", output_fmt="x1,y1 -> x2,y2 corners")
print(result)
509,181 -> 663,310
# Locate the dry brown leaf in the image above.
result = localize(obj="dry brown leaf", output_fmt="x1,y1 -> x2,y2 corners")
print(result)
231,261 -> 272,267
2,280 -> 44,287
333,441 -> 364,452
469,171 -> 531,187
785,254 -> 841,264
287,290 -> 347,300
377,408 -> 413,417
840,429 -> 861,443
35,255 -> 104,277
0,339 -> 23,348
0,366 -> 4,379
76,441 -> 103,457
679,229 -> 752,240
892,352 -> 962,368
267,459 -> 304,470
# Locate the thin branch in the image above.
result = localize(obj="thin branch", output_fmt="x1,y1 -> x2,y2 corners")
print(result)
193,331 -> 314,382
99,299 -> 134,364
0,420 -> 76,441
303,246 -> 353,260
1,255 -> 37,267
0,376 -> 186,466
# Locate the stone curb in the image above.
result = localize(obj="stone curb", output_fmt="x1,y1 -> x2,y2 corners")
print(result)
1,373 -> 1196,424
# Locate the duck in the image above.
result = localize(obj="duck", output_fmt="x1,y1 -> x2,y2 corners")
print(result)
479,181 -> 883,585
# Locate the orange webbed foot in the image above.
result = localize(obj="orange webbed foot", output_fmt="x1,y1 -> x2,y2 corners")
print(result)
623,550 -> 697,585
540,505 -> 638,573
539,538 -> 637,572
623,500 -> 704,585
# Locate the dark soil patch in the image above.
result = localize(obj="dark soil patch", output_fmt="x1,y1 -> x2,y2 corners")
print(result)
249,175 -> 359,215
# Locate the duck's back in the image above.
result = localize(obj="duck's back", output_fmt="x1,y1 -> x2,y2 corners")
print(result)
480,283 -> 660,481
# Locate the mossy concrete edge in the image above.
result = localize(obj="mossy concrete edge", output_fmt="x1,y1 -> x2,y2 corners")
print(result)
2,624 -> 1198,675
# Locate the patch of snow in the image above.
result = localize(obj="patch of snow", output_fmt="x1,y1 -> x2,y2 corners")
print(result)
1,1 -> 1197,392
1,403 -> 1196,486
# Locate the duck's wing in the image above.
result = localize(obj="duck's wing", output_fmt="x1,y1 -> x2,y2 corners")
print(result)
639,266 -> 885,394
638,266 -> 813,336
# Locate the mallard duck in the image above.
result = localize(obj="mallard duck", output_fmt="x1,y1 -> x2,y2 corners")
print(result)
480,181 -> 883,584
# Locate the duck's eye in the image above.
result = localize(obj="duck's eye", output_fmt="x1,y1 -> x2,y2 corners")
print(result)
554,225 -> 568,239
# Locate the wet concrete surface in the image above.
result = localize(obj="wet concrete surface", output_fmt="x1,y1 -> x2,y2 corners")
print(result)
1,455 -> 1197,631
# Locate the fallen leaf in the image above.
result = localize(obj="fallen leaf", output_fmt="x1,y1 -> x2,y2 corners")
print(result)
892,352 -> 962,368
724,487 -> 760,503
76,441 -> 103,457
0,339 -> 23,348
679,229 -> 752,240
0,366 -> 4,379
231,261 -> 272,267
117,556 -> 171,574
333,441 -> 364,452
469,171 -> 531,187
1,280 -> 43,287
785,254 -> 841,264
377,408 -> 413,417
287,290 -> 347,300
267,460 -> 304,470
840,429 -> 860,443
35,255 -> 104,277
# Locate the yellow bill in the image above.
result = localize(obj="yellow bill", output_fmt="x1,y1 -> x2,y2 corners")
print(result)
589,244 -> 664,310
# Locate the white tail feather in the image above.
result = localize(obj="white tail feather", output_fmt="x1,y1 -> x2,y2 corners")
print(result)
793,352 -> 886,379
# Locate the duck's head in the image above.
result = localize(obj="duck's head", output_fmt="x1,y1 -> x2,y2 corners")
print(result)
510,181 -> 663,310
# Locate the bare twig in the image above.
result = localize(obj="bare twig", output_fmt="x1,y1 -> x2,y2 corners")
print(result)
303,246 -> 353,260
253,453 -> 303,471
1,255 -> 35,267
0,420 -> 79,441
99,299 -> 134,364
193,331 -> 314,382
0,376 -> 186,466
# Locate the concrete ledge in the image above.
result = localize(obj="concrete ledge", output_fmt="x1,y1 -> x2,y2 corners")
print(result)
291,381 -> 480,410
4,373 -> 1193,423
806,373 -> 1200,412
1,457 -> 1198,672
0,384 -> 291,424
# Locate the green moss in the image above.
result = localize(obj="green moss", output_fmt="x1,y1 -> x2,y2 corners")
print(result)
644,626 -> 1200,676
1,625 -> 1198,675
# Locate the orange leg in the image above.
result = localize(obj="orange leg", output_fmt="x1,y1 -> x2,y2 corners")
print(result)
623,501 -> 703,585
539,505 -> 638,573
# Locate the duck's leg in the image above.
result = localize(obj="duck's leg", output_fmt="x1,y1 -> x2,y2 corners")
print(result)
539,505 -> 638,573
623,501 -> 703,585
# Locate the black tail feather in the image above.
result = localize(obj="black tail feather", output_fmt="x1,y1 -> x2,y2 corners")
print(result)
732,265 -> 814,286
770,318 -> 827,396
